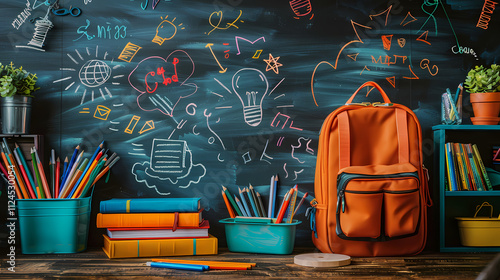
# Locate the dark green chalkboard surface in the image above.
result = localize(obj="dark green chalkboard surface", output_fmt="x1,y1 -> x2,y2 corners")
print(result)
1,0 -> 498,248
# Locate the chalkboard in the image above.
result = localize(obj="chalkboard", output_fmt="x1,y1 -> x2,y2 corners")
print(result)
1,0 -> 499,249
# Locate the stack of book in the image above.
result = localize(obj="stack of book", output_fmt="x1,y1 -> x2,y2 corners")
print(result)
445,142 -> 493,191
96,197 -> 218,258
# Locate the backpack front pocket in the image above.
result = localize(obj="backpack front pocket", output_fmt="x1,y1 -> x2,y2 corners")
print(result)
336,163 -> 420,241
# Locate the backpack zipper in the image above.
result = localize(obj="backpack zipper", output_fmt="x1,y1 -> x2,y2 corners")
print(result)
336,171 -> 419,214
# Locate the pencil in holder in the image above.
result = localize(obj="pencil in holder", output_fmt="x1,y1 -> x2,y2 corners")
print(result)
441,92 -> 462,125
16,196 -> 92,254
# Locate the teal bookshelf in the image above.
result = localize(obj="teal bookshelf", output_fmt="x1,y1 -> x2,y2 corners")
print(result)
433,125 -> 500,252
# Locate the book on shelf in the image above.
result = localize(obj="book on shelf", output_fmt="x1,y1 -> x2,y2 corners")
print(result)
96,209 -> 204,228
106,220 -> 210,240
102,234 -> 218,259
444,142 -> 493,191
99,197 -> 201,214
472,144 -> 493,191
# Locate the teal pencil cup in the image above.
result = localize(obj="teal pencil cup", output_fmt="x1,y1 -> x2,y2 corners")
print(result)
16,197 -> 92,254
219,218 -> 301,254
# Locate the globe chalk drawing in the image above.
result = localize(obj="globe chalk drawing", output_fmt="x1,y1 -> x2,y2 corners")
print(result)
53,46 -> 123,104
79,59 -> 112,87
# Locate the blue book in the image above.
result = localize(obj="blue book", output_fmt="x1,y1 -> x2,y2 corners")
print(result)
100,198 -> 201,213
445,143 -> 459,191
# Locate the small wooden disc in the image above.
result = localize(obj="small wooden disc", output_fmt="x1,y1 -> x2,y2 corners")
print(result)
294,253 -> 351,268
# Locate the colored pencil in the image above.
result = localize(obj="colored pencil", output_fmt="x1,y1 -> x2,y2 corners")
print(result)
59,151 -> 84,198
248,185 -> 261,217
222,190 -> 235,218
147,261 -> 209,271
3,142 -> 30,199
276,187 -> 294,223
1,146 -> 22,199
75,157 -> 106,198
30,148 -> 45,199
72,141 -> 103,196
292,192 -> 308,217
221,186 -> 243,216
89,156 -> 120,187
49,160 -> 53,197
60,150 -> 85,198
14,143 -> 37,198
238,187 -> 252,217
256,191 -> 266,217
55,157 -> 60,198
69,149 -> 103,198
0,160 -> 9,183
34,146 -> 51,198
13,148 -> 36,199
152,259 -> 254,270
245,187 -> 259,217
272,175 -> 278,218
287,185 -> 299,223
234,196 -> 248,217
61,156 -> 68,182
60,158 -> 88,199
60,145 -> 80,190
50,149 -> 55,195
268,175 -> 275,218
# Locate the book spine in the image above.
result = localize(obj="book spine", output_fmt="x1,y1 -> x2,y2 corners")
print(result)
453,143 -> 468,190
96,212 -> 201,228
445,143 -> 458,191
472,144 -> 493,191
102,234 -> 218,258
100,198 -> 200,213
460,144 -> 476,191
465,144 -> 484,191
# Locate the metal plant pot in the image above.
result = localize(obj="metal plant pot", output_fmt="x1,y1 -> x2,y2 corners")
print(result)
1,95 -> 32,134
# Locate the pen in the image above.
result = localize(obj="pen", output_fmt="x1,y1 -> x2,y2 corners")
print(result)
146,261 -> 209,271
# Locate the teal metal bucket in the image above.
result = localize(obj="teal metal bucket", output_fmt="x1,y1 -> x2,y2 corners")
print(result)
16,197 -> 92,254
1,96 -> 32,134
219,218 -> 301,254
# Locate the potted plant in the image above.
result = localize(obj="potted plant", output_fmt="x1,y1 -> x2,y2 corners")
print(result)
464,64 -> 500,125
0,62 -> 39,134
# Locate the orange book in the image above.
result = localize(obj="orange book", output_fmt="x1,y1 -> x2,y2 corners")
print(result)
102,234 -> 217,259
96,209 -> 203,228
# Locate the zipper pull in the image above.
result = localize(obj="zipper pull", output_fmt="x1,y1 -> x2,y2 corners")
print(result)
372,102 -> 394,107
346,102 -> 371,106
336,192 -> 346,214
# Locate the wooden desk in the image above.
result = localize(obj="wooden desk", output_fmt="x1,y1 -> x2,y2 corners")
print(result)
7,248 -> 497,279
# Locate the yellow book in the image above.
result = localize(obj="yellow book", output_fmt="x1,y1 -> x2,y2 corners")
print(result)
453,143 -> 469,190
96,209 -> 203,228
445,143 -> 452,191
102,234 -> 218,259
472,144 -> 493,191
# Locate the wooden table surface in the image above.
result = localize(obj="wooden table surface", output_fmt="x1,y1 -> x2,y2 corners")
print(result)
3,247 -> 498,279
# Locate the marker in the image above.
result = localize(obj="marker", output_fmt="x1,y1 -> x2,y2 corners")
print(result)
146,261 -> 208,271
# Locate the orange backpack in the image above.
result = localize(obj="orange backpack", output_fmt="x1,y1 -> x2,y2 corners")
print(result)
311,81 -> 432,256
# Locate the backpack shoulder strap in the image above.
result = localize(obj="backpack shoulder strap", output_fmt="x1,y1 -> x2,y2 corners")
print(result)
338,108 -> 409,169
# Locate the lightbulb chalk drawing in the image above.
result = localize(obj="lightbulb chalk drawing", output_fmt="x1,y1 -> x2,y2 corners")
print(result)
232,68 -> 269,127
152,15 -> 184,46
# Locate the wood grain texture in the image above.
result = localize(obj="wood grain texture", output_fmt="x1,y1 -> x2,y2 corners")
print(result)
5,248 -> 497,279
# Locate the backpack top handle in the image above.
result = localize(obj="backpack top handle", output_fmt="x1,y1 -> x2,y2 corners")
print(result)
346,81 -> 391,105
